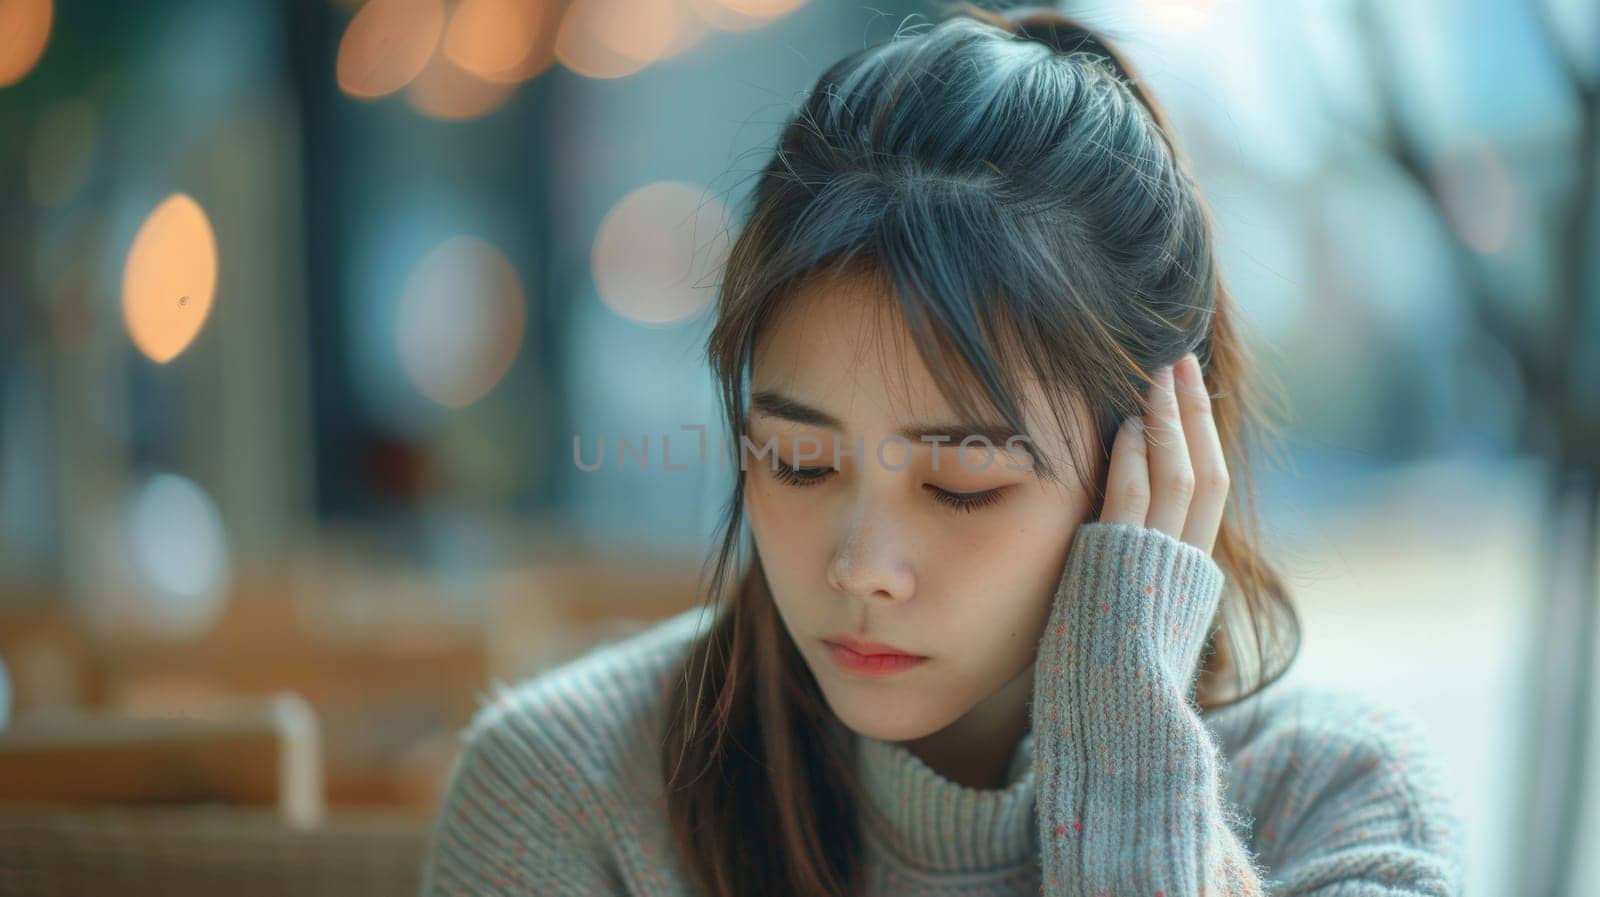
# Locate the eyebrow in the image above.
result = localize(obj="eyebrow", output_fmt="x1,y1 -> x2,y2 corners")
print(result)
749,389 -> 1033,457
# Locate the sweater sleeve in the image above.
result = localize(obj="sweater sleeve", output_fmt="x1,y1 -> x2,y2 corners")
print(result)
420,681 -> 625,896
1030,521 -> 1464,896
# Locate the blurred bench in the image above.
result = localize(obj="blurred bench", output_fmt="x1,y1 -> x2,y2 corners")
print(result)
0,692 -> 427,896
0,542 -> 707,895
0,693 -> 323,826
0,804 -> 425,897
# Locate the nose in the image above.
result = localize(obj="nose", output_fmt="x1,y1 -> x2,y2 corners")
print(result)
826,508 -> 915,606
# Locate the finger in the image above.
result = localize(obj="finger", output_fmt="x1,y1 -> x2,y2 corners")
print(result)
1174,353 -> 1229,554
1098,415 -> 1150,526
1142,363 -> 1194,541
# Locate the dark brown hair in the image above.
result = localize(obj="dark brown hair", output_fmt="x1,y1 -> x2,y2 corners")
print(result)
661,6 -> 1301,895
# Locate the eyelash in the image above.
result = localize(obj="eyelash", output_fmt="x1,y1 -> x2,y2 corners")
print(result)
768,458 -> 1008,514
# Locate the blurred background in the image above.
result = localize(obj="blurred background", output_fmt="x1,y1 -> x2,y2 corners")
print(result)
0,0 -> 1595,894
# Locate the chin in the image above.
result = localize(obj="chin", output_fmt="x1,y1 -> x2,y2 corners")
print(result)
815,677 -> 958,742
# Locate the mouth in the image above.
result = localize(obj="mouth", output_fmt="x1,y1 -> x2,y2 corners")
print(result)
819,637 -> 929,677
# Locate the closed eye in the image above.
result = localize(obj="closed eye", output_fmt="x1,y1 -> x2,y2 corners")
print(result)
926,485 -> 1008,513
769,458 -> 1009,514
770,457 -> 835,487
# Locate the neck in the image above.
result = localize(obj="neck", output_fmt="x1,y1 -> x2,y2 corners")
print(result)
900,664 -> 1034,789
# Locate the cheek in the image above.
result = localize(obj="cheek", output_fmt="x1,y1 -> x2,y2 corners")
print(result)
938,490 -> 1080,636
745,475 -> 799,541
744,476 -> 829,579
946,489 -> 1063,574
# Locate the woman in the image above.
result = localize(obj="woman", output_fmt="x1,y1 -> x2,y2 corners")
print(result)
421,5 -> 1466,895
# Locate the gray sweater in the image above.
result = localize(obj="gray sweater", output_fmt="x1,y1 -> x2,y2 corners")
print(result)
420,521 -> 1466,895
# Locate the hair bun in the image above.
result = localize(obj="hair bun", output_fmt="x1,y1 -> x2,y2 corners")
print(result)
1008,10 -> 1133,82
949,2 -> 1169,134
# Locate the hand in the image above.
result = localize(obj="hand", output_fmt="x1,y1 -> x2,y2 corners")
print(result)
1099,352 -> 1228,557
1034,351 -> 1229,702
1029,355 -> 1260,897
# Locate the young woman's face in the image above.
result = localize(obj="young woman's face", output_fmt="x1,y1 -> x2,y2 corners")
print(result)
743,267 -> 1104,743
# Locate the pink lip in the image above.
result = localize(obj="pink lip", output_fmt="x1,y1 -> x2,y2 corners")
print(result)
821,637 -> 928,677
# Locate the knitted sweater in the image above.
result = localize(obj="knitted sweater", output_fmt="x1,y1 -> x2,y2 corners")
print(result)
420,522 -> 1466,896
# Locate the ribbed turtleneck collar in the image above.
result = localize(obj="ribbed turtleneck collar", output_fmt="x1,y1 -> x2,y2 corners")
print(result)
852,724 -> 1040,876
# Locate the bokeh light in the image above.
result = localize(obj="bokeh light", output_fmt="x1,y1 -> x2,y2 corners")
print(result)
121,192 -> 219,364
395,235 -> 528,408
716,0 -> 804,15
126,473 -> 232,640
591,180 -> 729,325
1143,0 -> 1225,32
441,0 -> 556,83
336,0 -> 446,99
554,0 -> 704,79
0,0 -> 53,88
650,4 -> 710,63
406,38 -> 517,119
688,0 -> 804,31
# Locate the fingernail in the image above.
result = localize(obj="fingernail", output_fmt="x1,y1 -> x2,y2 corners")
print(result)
1123,416 -> 1143,436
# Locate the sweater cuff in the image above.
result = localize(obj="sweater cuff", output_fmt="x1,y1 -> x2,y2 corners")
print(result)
1031,523 -> 1262,896
1047,521 -> 1225,699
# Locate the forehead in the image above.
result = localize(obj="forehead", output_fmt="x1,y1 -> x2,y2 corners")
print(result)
749,267 -> 1087,456
751,267 -> 925,412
